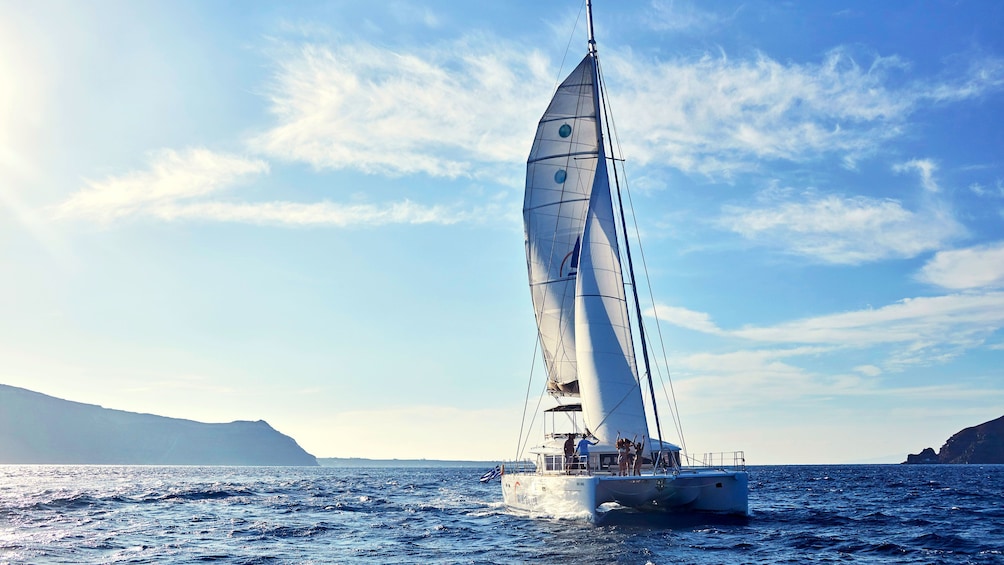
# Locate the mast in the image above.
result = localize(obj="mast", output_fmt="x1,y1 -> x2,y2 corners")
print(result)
586,0 -> 665,449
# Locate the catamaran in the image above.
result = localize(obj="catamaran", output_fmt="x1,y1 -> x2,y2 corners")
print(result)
500,1 -> 748,520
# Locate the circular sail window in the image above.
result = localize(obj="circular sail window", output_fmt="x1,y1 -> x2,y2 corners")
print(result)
558,123 -> 572,138
554,169 -> 567,184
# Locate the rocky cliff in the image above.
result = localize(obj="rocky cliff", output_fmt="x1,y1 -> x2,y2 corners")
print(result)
904,415 -> 1004,464
0,384 -> 318,465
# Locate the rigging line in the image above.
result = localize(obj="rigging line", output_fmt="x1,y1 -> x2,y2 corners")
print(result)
644,315 -> 687,452
517,382 -> 549,462
585,381 -> 643,442
515,338 -> 550,462
594,54 -> 665,449
552,1 -> 586,93
515,336 -> 539,460
604,111 -> 687,454
596,65 -> 688,456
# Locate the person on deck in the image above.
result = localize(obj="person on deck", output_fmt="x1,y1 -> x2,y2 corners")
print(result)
633,439 -> 645,476
563,434 -> 576,473
576,434 -> 598,475
617,438 -> 630,476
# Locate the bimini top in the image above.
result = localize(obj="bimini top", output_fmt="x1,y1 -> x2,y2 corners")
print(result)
544,404 -> 583,413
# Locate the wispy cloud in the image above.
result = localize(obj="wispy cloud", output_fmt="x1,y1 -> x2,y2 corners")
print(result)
918,242 -> 1004,290
673,345 -> 1003,413
719,188 -> 964,265
251,39 -> 552,178
387,2 -> 443,28
969,179 -> 1004,198
653,291 -> 1004,370
854,364 -> 882,377
55,147 -> 473,227
733,292 -> 1004,345
251,32 -> 1004,182
648,303 -> 725,334
605,49 -> 1003,176
894,158 -> 940,192
56,148 -> 269,223
153,199 -> 473,227
732,292 -> 1004,369
670,347 -> 867,413
54,26 -> 1004,229
645,0 -> 732,33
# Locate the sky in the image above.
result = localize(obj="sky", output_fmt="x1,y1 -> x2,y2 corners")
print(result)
2,0 -> 1003,465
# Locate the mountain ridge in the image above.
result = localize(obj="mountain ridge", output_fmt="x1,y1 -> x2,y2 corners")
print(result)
0,384 -> 317,465
904,415 -> 1004,464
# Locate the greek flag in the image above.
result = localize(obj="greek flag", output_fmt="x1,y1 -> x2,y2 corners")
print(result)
479,465 -> 502,483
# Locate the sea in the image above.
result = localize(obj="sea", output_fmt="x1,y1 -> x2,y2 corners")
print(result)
1,464 -> 1002,564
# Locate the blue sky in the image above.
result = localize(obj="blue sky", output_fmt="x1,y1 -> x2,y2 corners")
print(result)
2,0 -> 1003,464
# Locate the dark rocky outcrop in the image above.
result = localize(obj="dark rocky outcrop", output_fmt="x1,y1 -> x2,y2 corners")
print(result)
0,384 -> 318,465
903,415 -> 1004,464
904,447 -> 939,464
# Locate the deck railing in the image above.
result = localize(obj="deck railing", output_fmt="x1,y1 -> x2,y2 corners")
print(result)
500,459 -> 537,475
681,451 -> 746,471
502,450 -> 746,476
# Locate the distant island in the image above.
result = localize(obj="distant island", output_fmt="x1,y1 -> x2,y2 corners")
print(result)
0,384 -> 318,466
318,457 -> 496,468
904,414 -> 1004,464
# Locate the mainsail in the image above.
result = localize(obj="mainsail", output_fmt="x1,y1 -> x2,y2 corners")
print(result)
524,52 -> 649,444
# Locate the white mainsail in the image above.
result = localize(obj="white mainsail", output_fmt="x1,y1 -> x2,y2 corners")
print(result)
524,51 -> 649,445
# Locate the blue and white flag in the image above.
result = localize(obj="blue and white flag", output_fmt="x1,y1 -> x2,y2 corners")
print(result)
479,465 -> 502,483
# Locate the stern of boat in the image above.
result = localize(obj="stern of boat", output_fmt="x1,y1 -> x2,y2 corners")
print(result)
501,470 -> 599,520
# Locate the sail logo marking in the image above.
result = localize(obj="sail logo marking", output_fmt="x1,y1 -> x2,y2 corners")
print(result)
560,236 -> 581,277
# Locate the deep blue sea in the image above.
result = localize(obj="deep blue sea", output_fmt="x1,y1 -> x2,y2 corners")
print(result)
1,464 -> 1003,564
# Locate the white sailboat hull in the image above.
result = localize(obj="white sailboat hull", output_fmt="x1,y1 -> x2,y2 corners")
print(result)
501,469 -> 748,520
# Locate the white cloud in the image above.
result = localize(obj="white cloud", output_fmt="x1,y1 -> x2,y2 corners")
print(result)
894,158 -> 939,192
251,39 -> 552,178
720,190 -> 964,264
969,179 -> 1004,198
646,0 -> 731,32
670,347 -> 863,412
153,199 -> 471,227
648,303 -> 724,334
659,290 -> 1004,372
56,148 -> 269,223
387,3 -> 442,28
54,147 -> 480,227
670,345 -> 1001,417
853,364 -> 882,377
53,28 -> 1004,230
250,34 -> 1004,182
733,292 -> 1004,345
732,292 -> 1004,369
603,49 -> 1003,177
924,56 -> 1004,103
918,242 -> 1004,290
